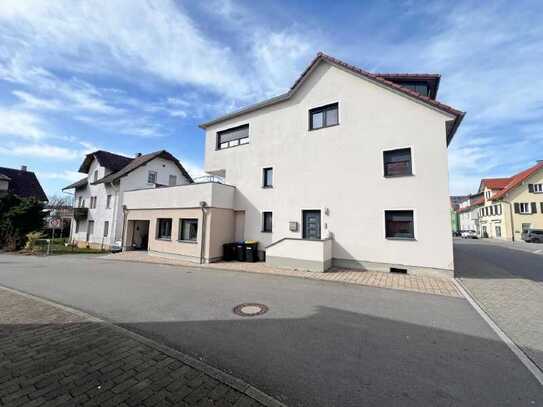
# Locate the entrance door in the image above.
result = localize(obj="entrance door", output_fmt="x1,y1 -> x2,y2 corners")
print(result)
302,210 -> 321,240
86,220 -> 94,242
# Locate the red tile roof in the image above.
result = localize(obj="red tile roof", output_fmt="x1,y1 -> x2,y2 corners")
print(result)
492,161 -> 543,200
479,178 -> 511,191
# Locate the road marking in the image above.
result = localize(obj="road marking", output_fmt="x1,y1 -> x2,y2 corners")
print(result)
453,279 -> 543,387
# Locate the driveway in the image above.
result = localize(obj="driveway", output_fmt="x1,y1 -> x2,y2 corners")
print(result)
0,254 -> 541,406
455,238 -> 543,372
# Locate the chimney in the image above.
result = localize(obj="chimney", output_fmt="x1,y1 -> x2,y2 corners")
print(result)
135,153 -> 142,157
20,165 -> 27,172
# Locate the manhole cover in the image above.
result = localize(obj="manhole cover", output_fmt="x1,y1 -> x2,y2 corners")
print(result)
233,303 -> 268,317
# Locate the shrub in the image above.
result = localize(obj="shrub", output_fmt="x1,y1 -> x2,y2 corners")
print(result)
0,194 -> 46,250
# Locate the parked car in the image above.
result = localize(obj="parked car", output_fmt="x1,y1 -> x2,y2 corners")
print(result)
111,240 -> 123,253
461,230 -> 478,239
521,229 -> 543,243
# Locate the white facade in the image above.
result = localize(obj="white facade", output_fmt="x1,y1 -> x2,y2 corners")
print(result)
202,60 -> 459,276
71,156 -> 190,248
458,198 -> 480,232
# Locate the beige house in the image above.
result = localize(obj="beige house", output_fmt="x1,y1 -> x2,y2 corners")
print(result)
123,52 -> 465,277
477,161 -> 543,240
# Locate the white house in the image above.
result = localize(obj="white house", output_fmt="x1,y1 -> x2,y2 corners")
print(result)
63,150 -> 192,249
458,194 -> 483,233
122,53 -> 464,278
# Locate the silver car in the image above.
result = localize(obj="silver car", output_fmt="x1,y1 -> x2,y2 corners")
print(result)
521,229 -> 543,243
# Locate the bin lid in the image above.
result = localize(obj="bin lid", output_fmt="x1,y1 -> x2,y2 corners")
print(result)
244,240 -> 257,244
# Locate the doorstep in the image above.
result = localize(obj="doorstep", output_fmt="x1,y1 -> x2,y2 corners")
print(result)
101,252 -> 463,298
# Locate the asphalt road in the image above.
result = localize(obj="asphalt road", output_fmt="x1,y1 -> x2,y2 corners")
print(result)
454,238 -> 543,371
0,253 -> 541,406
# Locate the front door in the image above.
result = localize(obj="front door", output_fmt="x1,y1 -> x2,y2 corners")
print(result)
303,210 -> 321,240
86,220 -> 94,242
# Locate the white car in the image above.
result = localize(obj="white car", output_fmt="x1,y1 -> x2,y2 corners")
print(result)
461,230 -> 478,239
111,240 -> 123,253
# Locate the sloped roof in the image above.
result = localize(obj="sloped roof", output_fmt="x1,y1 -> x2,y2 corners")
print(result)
0,173 -> 10,181
492,161 -> 543,200
199,52 -> 465,144
62,177 -> 88,191
0,167 -> 48,201
79,150 -> 132,174
93,150 -> 193,185
478,177 -> 511,192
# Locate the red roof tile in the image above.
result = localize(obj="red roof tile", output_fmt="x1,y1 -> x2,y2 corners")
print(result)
480,178 -> 511,191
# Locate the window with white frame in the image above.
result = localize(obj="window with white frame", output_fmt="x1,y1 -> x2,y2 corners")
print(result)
517,203 -> 531,214
262,212 -> 273,232
217,124 -> 249,150
262,167 -> 273,188
179,218 -> 198,241
156,218 -> 172,240
148,171 -> 157,184
531,184 -> 543,193
385,210 -> 415,239
383,148 -> 412,177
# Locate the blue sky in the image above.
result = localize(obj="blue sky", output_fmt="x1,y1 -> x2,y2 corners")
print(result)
1,0 -> 542,198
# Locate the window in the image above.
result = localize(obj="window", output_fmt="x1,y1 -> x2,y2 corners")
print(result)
516,203 -> 531,214
485,191 -> 491,199
156,218 -> 172,240
90,196 -> 97,209
169,175 -> 177,186
529,184 -> 543,193
495,225 -> 501,238
93,170 -> 98,183
106,195 -> 112,209
309,103 -> 339,130
383,148 -> 412,177
385,210 -> 414,239
87,220 -> 94,238
262,212 -> 273,233
217,124 -> 249,150
103,221 -> 109,237
78,196 -> 83,208
179,219 -> 198,241
262,167 -> 273,188
148,171 -> 157,184
398,82 -> 430,97
75,220 -> 80,233
497,204 -> 502,215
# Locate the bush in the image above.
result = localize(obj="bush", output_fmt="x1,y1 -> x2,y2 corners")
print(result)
0,194 -> 46,251
24,231 -> 44,252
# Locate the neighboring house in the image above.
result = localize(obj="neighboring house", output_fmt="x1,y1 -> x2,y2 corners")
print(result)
0,166 -> 48,201
449,195 -> 469,234
457,194 -> 483,233
63,150 -> 192,249
477,161 -> 543,240
44,206 -> 73,238
122,52 -> 464,278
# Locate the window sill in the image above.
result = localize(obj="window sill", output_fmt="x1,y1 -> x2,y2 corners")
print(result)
177,240 -> 197,244
156,237 -> 172,241
386,237 -> 417,241
308,123 -> 339,132
384,173 -> 414,178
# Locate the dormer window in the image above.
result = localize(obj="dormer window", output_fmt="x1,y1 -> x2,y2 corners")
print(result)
397,82 -> 430,97
309,103 -> 338,130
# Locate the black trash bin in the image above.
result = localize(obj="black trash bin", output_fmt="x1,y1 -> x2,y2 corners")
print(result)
245,242 -> 258,262
223,243 -> 236,261
235,242 -> 246,262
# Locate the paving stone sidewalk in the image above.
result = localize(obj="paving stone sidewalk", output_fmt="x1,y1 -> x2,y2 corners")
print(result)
0,287 -> 280,407
103,252 -> 462,298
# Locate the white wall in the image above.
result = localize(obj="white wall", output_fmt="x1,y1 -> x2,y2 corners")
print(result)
204,61 -> 455,272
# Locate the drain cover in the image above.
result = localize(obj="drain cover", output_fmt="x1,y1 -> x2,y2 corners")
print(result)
233,303 -> 268,317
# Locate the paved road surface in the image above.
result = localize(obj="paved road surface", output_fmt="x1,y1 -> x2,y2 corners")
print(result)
0,254 -> 541,406
455,238 -> 543,371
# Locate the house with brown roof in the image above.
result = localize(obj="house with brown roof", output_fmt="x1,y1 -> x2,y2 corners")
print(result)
121,52 -> 465,278
477,161 -> 543,240
63,150 -> 193,249
0,165 -> 47,201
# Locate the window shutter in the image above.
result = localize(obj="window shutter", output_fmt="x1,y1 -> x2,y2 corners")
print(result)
541,202 -> 543,213
531,202 -> 537,214
514,203 -> 520,214
528,184 -> 534,193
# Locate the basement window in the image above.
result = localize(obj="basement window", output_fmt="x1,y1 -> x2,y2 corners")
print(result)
390,267 -> 407,274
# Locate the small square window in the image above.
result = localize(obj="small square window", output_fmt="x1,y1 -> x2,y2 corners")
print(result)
385,210 -> 414,239
179,219 -> 198,241
262,212 -> 273,233
156,218 -> 172,240
263,167 -> 273,188
148,171 -> 157,184
384,148 -> 412,177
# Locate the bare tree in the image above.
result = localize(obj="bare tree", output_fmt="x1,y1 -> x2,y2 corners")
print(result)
46,195 -> 73,239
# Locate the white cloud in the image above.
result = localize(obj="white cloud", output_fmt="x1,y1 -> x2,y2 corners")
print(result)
0,144 -> 79,159
39,170 -> 83,182
12,90 -> 63,110
0,108 -> 45,140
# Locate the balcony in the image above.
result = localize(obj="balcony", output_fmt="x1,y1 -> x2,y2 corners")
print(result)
73,207 -> 88,220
